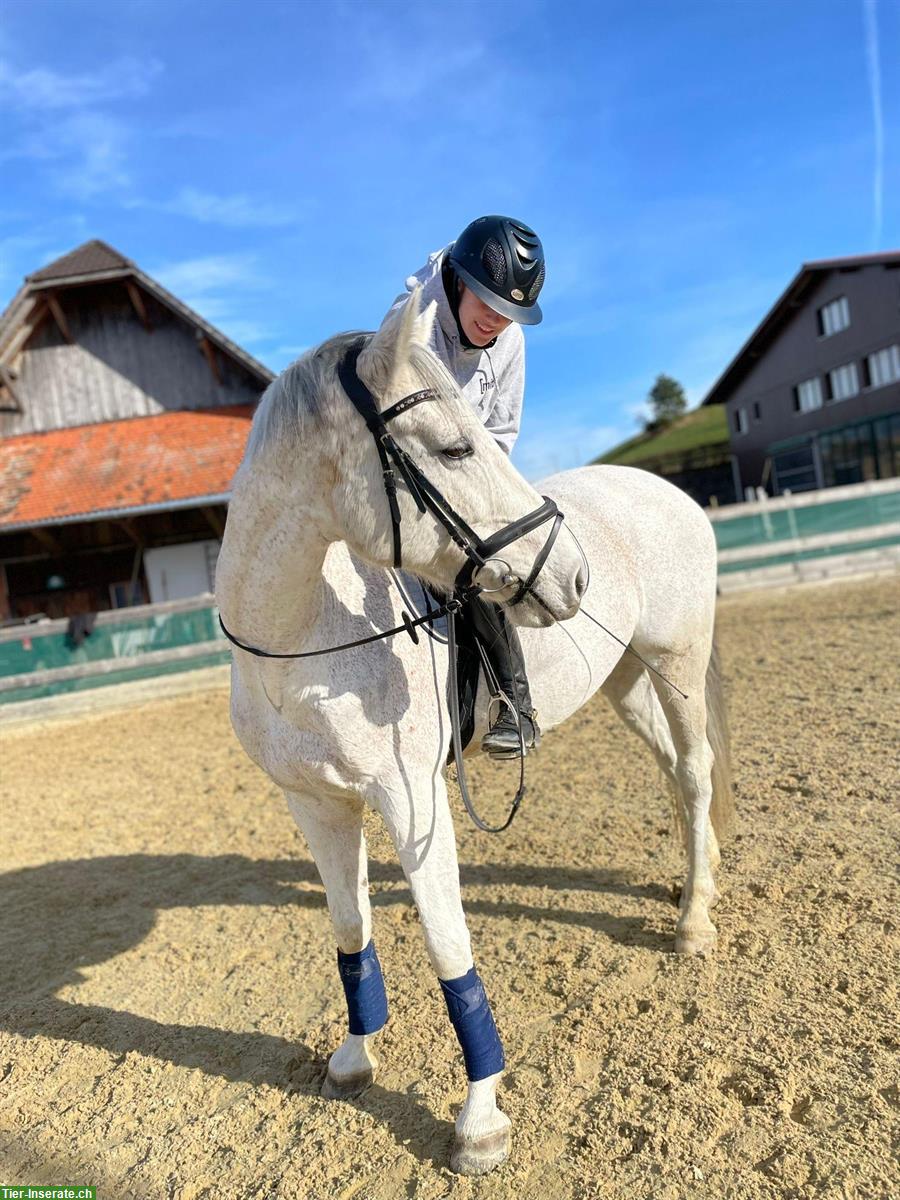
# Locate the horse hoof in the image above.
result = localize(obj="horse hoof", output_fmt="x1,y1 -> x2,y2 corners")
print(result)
675,928 -> 717,956
321,1067 -> 374,1100
450,1127 -> 511,1176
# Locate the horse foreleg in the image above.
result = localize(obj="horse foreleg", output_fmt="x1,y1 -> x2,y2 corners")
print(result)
377,779 -> 511,1177
649,672 -> 718,955
285,789 -> 385,1097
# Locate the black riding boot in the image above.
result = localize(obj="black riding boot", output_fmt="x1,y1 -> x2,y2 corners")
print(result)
466,594 -> 541,759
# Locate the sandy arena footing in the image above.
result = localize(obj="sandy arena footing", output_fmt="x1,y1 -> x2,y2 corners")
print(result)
1,577 -> 897,1199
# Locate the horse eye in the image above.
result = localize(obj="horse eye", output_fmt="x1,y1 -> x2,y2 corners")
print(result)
443,443 -> 474,460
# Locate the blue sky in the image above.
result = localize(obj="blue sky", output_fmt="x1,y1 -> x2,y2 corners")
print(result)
1,0 -> 896,480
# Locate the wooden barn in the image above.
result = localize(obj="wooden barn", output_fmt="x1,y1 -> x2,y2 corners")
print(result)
0,240 -> 273,622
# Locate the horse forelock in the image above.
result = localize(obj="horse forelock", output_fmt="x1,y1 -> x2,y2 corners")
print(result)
246,329 -> 474,465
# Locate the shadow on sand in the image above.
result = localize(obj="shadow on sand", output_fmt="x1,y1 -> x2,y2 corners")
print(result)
1,852 -> 670,1164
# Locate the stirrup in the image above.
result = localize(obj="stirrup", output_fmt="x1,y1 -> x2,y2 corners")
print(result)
481,706 -> 541,759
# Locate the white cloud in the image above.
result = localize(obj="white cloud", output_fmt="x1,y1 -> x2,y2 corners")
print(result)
165,186 -> 296,229
50,111 -> 131,199
0,55 -> 161,202
151,253 -> 265,298
0,109 -> 131,199
340,5 -> 486,105
215,319 -> 272,348
0,56 -> 162,110
148,253 -> 274,353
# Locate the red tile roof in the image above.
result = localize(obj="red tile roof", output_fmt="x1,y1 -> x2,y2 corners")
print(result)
0,406 -> 254,530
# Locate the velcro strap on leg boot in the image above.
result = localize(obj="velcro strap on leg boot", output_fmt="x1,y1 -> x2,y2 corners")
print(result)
439,967 -> 505,1081
337,940 -> 388,1035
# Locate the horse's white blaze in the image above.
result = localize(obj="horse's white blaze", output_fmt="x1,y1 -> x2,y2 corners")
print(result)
217,292 -> 733,1173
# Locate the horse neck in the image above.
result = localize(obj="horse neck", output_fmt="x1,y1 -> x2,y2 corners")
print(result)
216,457 -> 332,654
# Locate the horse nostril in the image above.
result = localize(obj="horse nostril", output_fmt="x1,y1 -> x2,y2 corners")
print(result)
575,566 -> 587,598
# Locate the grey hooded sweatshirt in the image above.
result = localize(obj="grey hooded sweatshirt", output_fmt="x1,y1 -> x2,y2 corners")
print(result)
386,245 -> 526,456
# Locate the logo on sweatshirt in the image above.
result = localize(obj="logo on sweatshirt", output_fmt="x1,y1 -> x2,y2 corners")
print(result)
475,369 -> 495,397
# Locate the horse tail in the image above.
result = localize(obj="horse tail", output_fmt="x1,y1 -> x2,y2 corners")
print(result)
705,633 -> 736,841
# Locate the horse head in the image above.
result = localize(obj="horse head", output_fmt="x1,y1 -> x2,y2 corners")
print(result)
326,288 -> 585,626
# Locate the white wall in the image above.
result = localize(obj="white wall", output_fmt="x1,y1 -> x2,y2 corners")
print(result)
143,540 -> 220,604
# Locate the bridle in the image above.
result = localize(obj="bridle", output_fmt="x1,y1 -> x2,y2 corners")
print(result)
219,335 -> 568,832
220,336 -> 688,828
336,339 -> 564,600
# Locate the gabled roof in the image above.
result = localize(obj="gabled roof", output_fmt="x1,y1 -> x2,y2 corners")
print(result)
0,406 -> 253,531
0,239 -> 275,386
26,238 -> 133,283
702,250 -> 900,406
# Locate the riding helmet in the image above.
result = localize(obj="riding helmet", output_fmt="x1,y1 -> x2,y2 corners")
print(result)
448,216 -> 545,325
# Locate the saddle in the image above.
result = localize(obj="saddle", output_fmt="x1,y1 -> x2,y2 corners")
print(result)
390,571 -> 485,763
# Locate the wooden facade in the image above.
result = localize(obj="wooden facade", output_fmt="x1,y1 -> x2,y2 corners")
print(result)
0,240 -> 273,623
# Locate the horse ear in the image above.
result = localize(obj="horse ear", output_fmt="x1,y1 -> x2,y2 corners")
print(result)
359,286 -> 422,395
390,284 -> 423,375
414,299 -> 437,348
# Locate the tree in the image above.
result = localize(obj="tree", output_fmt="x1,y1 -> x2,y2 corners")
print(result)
645,374 -> 687,430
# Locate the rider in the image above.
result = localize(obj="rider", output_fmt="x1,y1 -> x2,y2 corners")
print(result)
385,215 -> 546,759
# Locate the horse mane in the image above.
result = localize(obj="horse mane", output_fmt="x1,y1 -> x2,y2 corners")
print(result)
245,330 -> 366,461
244,327 -> 467,463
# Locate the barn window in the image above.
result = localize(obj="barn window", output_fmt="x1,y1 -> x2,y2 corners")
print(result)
817,296 -> 850,337
733,406 -> 748,435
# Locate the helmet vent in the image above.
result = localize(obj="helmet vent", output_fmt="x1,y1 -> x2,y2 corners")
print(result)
528,262 -> 545,302
481,238 -> 508,287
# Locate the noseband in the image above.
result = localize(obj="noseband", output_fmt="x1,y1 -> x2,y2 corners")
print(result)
219,334 -> 571,834
336,339 -> 564,605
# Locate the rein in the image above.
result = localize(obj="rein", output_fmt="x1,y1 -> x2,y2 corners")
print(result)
218,336 -> 686,833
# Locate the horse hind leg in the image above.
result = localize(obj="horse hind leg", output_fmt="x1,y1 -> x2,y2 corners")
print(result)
603,655 -> 721,894
648,656 -> 720,955
284,789 -> 384,1098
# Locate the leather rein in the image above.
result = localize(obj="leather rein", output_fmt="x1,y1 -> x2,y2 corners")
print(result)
218,336 -> 566,833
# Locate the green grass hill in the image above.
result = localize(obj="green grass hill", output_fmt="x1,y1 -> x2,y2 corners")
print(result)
595,404 -> 729,468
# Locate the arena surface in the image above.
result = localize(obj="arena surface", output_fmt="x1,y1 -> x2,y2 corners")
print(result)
1,576 -> 897,1199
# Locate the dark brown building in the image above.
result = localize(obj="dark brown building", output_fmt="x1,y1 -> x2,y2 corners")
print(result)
703,252 -> 900,497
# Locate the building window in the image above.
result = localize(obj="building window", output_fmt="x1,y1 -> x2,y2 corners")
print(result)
733,406 -> 748,435
863,345 -> 900,389
817,296 -> 850,337
771,444 -> 818,494
793,377 -> 823,413
819,425 -> 878,487
753,402 -> 761,421
826,362 -> 859,403
874,413 -> 900,479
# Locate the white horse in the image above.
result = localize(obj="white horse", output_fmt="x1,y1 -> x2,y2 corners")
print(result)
215,292 -> 733,1176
